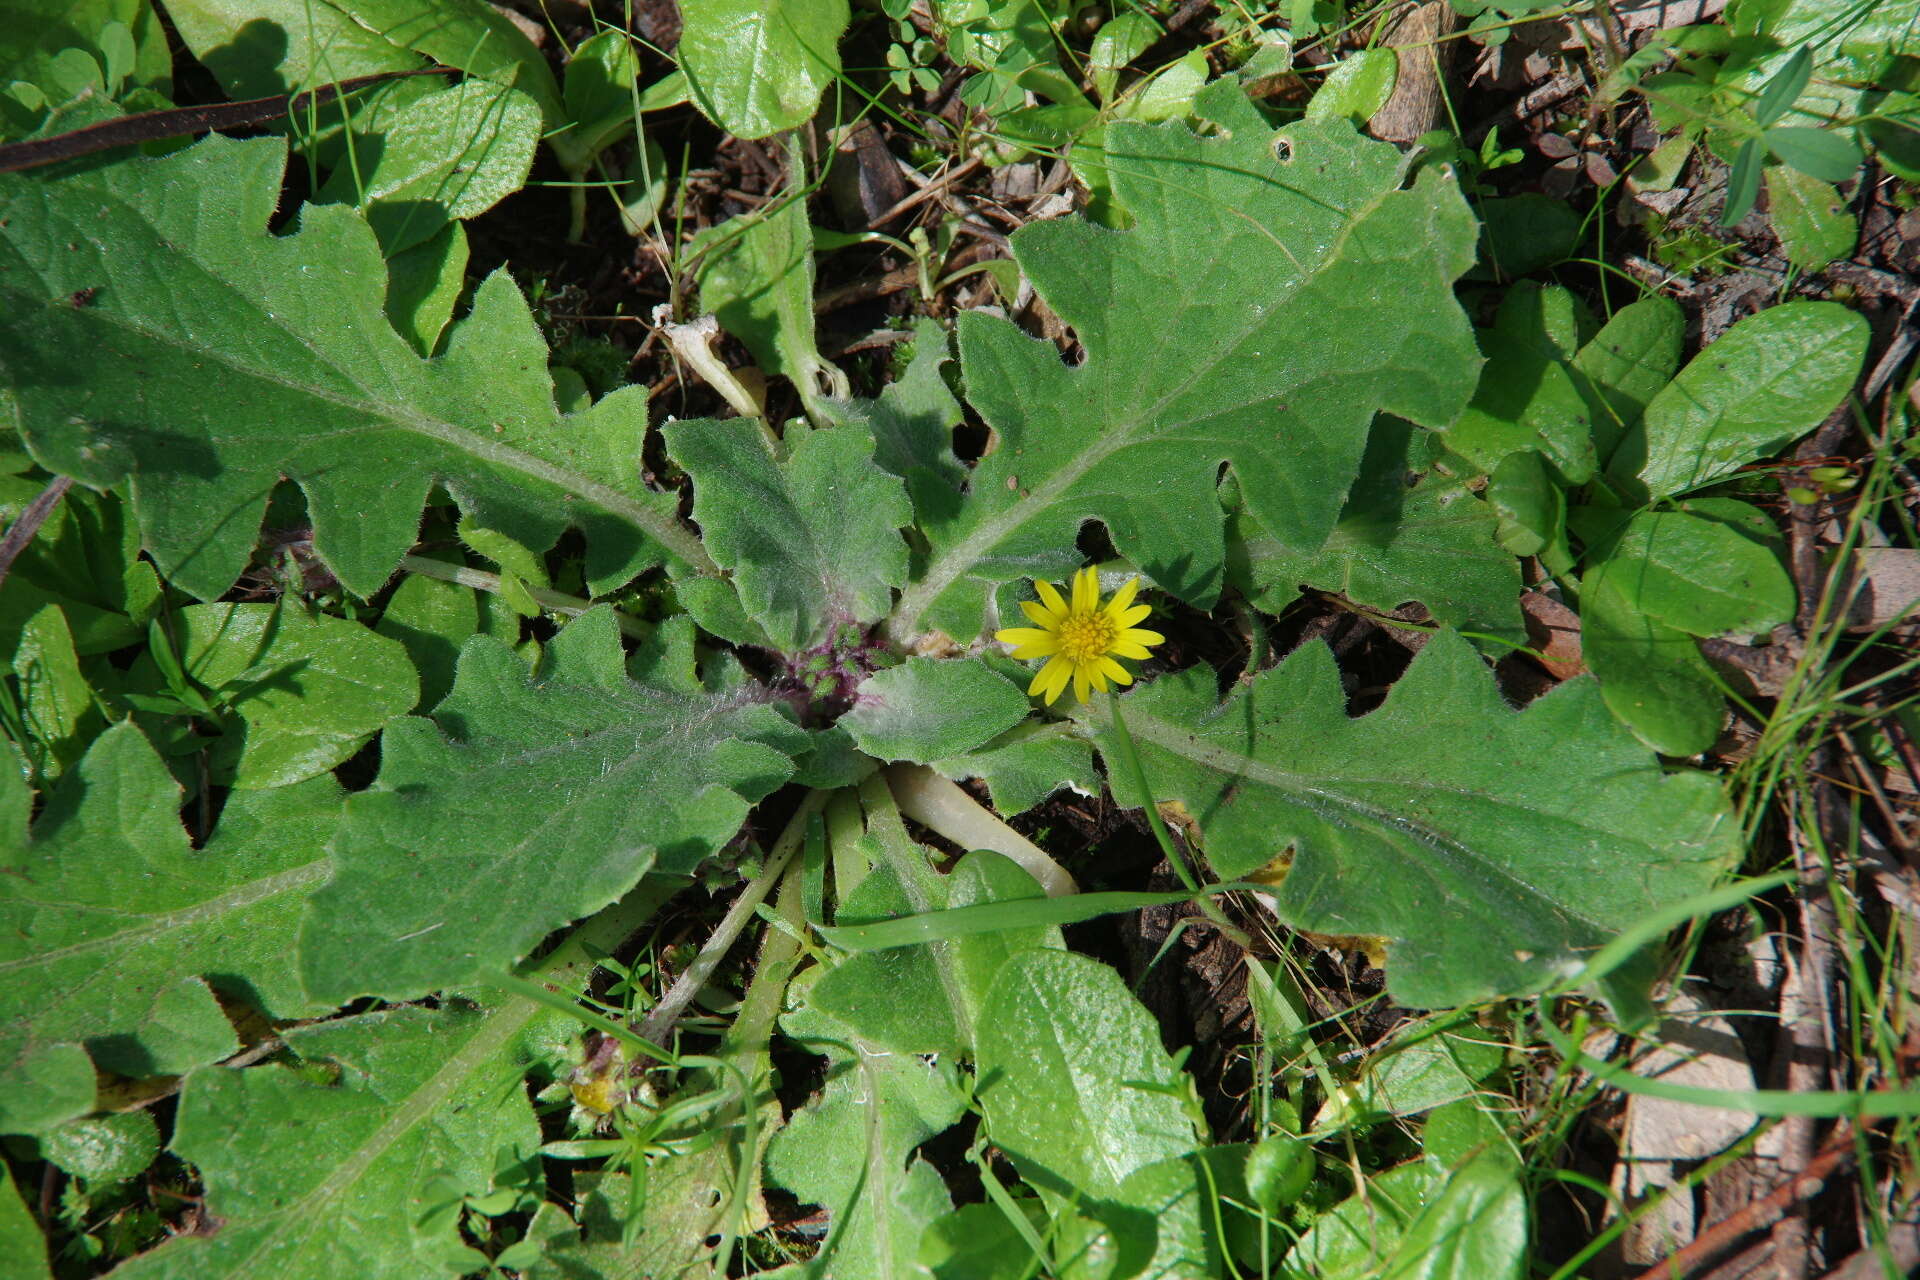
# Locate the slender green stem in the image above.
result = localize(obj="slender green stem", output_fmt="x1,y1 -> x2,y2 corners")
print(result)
1106,692 -> 1199,893
1106,693 -> 1249,943
399,554 -> 651,639
638,789 -> 828,1045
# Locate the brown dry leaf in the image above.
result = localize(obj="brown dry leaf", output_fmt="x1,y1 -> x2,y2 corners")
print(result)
1521,589 -> 1585,679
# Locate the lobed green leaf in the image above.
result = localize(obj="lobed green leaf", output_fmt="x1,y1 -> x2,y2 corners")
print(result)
300,608 -> 805,1002
0,724 -> 340,1134
1085,632 -> 1740,1008
896,104 -> 1480,640
0,135 -> 704,601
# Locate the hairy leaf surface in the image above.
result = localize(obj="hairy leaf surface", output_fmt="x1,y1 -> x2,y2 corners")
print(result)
677,0 -> 849,138
0,724 -> 339,1134
764,979 -> 967,1280
0,135 -> 703,601
667,420 -> 911,651
842,656 -> 1030,764
118,1004 -> 541,1280
1231,418 -> 1524,646
897,104 -> 1479,640
301,608 -> 805,1001
1088,633 -> 1738,1007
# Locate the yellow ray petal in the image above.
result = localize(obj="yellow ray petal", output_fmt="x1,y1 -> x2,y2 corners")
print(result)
1099,657 -> 1135,686
1120,627 -> 1166,648
1118,603 -> 1153,628
1073,664 -> 1094,702
1041,655 -> 1074,704
1029,654 -> 1069,701
1020,599 -> 1061,627
994,626 -> 1056,649
1035,579 -> 1069,617
1109,638 -> 1153,660
1102,577 -> 1140,620
1072,566 -> 1098,614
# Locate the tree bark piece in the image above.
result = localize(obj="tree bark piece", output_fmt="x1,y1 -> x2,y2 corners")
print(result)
1369,2 -> 1459,145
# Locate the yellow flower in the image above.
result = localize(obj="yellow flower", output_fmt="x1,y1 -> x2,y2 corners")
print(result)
994,567 -> 1166,705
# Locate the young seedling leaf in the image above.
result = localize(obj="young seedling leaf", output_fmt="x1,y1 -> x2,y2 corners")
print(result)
1279,1159 -> 1440,1279
172,603 -> 419,790
0,724 -> 340,1135
896,114 -> 1480,640
975,949 -> 1201,1202
1722,137 -> 1764,225
562,29 -> 641,160
1572,296 -> 1683,463
11,604 -> 99,777
1444,282 -> 1598,482
1607,301 -> 1867,502
765,977 -> 968,1280
666,419 -> 912,651
810,850 -> 1060,1056
318,79 -> 542,256
1585,505 -> 1794,638
1579,553 -> 1728,756
301,607 -> 805,1002
1086,631 -> 1739,1008
1765,165 -> 1857,271
931,720 -> 1098,816
1485,450 -> 1564,559
1378,1150 -> 1528,1280
0,480 -> 160,661
677,0 -> 850,138
842,656 -> 1031,763
0,135 -> 703,601
162,0 -> 563,126
691,165 -> 839,419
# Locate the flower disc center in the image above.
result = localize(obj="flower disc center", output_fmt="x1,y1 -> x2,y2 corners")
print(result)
1058,612 -> 1117,662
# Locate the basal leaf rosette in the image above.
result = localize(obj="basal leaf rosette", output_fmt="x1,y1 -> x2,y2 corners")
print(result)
1086,633 -> 1739,1008
894,95 -> 1481,644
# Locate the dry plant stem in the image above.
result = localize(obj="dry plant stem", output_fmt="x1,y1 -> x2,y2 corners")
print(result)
1627,1127 -> 1856,1280
1101,695 -> 1248,945
651,307 -> 779,454
1774,805 -> 1845,1278
0,474 -> 72,591
639,790 -> 829,1046
884,763 -> 1077,897
1836,729 -> 1915,853
866,155 -> 983,228
398,554 -> 650,639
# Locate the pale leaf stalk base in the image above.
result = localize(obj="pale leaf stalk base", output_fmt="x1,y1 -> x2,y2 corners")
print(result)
885,763 -> 1077,897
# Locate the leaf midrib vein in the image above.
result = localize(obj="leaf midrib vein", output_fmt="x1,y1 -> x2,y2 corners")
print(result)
1106,699 -> 1623,937
894,164 -> 1391,632
0,860 -> 329,975
3,192 -> 714,574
